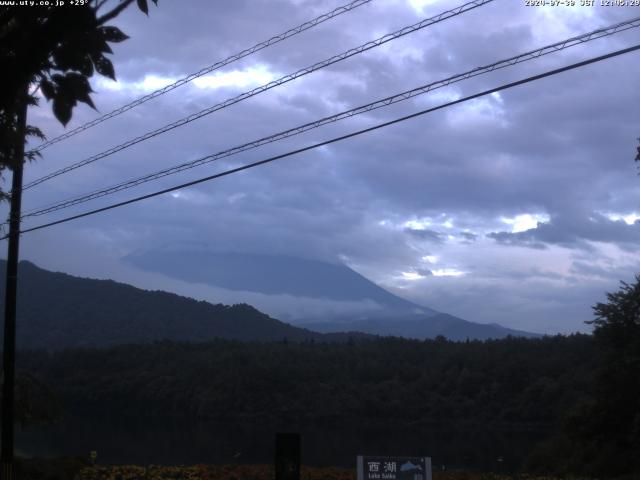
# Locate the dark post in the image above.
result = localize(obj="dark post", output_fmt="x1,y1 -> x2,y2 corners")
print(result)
1,84 -> 28,480
275,432 -> 300,480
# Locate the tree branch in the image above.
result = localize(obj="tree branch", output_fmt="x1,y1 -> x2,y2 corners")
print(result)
94,0 -> 110,11
96,0 -> 135,25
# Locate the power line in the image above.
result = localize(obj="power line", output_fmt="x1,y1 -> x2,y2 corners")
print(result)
22,0 -> 494,191
28,0 -> 375,154
10,42 -> 640,239
21,15 -> 640,219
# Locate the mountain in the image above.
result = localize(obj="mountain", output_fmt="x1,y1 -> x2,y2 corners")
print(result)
125,251 -> 436,315
124,250 -> 539,340
0,260 -> 369,350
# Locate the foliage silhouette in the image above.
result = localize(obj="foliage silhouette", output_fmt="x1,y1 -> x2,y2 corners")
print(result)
0,371 -> 60,427
583,276 -> 640,476
528,277 -> 640,478
0,0 -> 158,198
18,335 -> 595,431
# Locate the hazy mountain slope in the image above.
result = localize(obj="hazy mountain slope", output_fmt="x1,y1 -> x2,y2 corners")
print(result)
124,251 -> 436,314
0,260 -> 368,350
124,250 -> 539,340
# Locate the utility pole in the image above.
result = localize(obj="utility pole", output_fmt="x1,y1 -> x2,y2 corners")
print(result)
1,84 -> 28,480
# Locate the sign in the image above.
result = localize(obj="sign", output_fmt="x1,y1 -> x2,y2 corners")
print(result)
357,456 -> 432,480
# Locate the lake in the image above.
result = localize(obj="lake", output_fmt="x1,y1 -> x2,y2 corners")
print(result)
17,414 -> 550,472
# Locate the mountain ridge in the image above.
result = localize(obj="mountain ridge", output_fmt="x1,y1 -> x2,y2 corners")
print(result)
124,250 -> 539,340
124,250 -> 437,314
0,258 -> 538,347
0,260 -> 370,350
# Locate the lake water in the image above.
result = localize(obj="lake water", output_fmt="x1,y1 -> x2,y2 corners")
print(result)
17,415 -> 549,472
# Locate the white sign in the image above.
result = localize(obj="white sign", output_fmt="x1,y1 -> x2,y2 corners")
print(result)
357,456 -> 432,480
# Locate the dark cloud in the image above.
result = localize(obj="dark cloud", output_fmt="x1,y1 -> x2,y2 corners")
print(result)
414,267 -> 433,277
8,0 -> 640,335
404,228 -> 445,242
458,231 -> 477,242
488,213 -> 640,250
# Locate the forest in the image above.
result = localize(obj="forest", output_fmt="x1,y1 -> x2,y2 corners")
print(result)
17,335 -> 594,429
12,333 -> 621,477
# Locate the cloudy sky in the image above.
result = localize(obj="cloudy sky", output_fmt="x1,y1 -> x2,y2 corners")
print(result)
5,0 -> 640,334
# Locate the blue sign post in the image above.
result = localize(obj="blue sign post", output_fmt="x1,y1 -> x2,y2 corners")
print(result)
357,456 -> 432,480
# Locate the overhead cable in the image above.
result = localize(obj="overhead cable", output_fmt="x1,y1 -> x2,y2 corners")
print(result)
22,0 -> 494,191
21,15 -> 640,218
28,0 -> 376,154
10,42 -> 640,239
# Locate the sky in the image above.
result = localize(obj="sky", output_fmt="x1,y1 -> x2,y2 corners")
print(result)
4,0 -> 640,334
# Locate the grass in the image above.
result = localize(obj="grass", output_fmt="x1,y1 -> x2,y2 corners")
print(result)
72,464 -> 593,480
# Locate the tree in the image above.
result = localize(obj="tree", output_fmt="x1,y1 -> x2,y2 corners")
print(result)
0,2 -> 158,477
0,0 -> 158,198
569,276 -> 640,477
0,372 -> 61,427
589,276 -> 640,441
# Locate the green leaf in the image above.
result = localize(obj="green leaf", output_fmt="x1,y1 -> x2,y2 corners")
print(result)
137,0 -> 149,15
78,56 -> 94,77
52,43 -> 85,72
52,97 -> 74,126
59,73 -> 96,110
100,26 -> 129,43
100,40 -> 113,54
39,79 -> 55,100
51,73 -> 98,123
94,55 -> 115,80
25,125 -> 46,141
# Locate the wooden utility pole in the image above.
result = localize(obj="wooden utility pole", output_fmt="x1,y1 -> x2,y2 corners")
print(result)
1,84 -> 28,480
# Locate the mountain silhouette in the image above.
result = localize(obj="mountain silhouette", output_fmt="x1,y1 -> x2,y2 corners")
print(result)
0,260 -> 369,350
125,250 -> 538,340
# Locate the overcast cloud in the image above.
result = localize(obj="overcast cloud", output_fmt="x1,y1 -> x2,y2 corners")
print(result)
5,0 -> 640,334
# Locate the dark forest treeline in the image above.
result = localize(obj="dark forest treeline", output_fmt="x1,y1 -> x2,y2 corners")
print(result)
12,333 -> 640,477
17,334 -> 595,428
